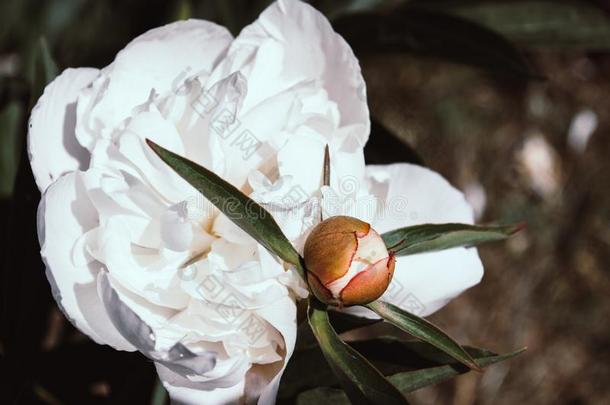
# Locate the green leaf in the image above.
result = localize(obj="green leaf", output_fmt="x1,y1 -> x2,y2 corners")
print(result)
0,102 -> 23,197
172,0 -> 193,21
150,378 -> 168,405
31,37 -> 59,106
352,338 -> 495,374
294,348 -> 525,403
296,387 -> 351,405
332,8 -> 538,79
282,336 -> 496,401
382,223 -> 524,256
419,0 -> 610,50
388,347 -> 525,392
367,301 -> 481,371
294,311 -> 383,353
295,311 -> 381,353
323,144 -> 330,187
308,300 -> 408,405
146,140 -> 303,274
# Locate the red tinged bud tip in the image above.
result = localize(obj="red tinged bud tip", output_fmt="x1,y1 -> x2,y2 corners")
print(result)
303,216 -> 395,307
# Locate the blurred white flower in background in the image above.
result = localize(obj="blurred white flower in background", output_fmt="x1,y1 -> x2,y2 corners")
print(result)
464,180 -> 487,221
567,109 -> 597,154
518,133 -> 561,198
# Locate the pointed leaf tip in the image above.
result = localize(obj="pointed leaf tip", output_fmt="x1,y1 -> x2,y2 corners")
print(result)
323,144 -> 330,187
367,300 -> 482,371
383,222 -> 523,256
509,222 -> 527,235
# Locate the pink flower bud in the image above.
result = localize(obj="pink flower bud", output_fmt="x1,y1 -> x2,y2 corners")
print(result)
303,216 -> 395,307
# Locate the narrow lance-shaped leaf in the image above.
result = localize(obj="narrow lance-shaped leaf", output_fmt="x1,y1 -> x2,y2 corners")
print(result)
367,300 -> 481,371
294,348 -> 526,404
332,9 -> 539,79
0,102 -> 23,197
282,336 -> 505,401
320,144 -> 330,221
31,37 -> 59,106
146,140 -> 303,276
308,300 -> 409,405
382,222 -> 524,256
350,338 -> 496,373
419,0 -> 610,50
390,348 -> 525,393
323,144 -> 330,187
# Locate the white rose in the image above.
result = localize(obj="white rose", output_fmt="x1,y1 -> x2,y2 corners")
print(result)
29,0 -> 483,403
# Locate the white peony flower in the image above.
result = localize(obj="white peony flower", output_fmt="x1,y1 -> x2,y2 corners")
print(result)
29,0 -> 483,403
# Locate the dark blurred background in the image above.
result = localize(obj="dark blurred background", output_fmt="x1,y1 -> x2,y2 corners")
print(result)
1,0 -> 609,404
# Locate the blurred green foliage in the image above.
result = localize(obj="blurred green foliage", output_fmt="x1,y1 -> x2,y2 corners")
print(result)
421,0 -> 610,49
0,101 -> 22,196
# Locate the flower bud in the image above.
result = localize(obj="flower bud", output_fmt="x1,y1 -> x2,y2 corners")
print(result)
303,216 -> 395,307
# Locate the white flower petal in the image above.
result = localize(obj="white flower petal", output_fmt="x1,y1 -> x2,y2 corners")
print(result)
98,272 -> 217,377
157,365 -> 246,405
364,163 -> 483,316
160,202 -> 212,252
210,0 -> 369,133
276,126 -> 367,201
195,0 -> 370,190
38,171 -> 134,350
251,296 -> 297,405
381,248 -> 483,317
366,163 -> 475,232
157,296 -> 297,405
117,132 -> 193,204
250,173 -> 320,250
91,217 -> 190,311
28,68 -> 99,191
211,211 -> 256,245
76,19 -> 233,149
277,128 -> 326,195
